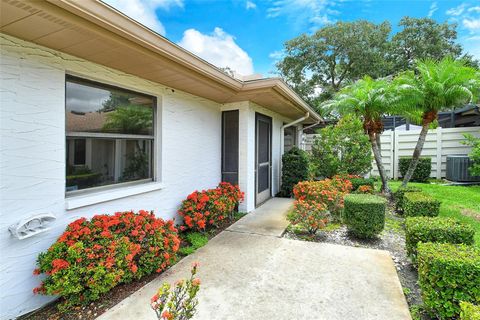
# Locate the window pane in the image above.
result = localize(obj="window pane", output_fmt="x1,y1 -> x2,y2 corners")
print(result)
74,139 -> 86,165
66,138 -> 153,191
66,77 -> 154,135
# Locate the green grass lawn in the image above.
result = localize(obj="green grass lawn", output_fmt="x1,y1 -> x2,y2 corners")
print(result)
387,180 -> 480,246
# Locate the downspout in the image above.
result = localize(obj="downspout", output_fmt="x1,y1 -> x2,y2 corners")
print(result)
279,112 -> 309,194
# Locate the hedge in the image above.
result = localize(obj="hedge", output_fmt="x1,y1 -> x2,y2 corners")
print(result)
394,186 -> 422,212
460,302 -> 480,320
403,192 -> 440,217
279,147 -> 310,197
399,157 -> 432,182
350,177 -> 375,191
33,211 -> 180,309
343,194 -> 386,238
418,243 -> 480,319
405,217 -> 475,258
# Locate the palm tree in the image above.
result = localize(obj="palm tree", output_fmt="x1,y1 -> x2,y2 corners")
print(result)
323,76 -> 416,196
395,57 -> 480,187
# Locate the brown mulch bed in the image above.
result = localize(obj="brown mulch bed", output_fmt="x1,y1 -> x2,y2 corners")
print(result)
20,214 -> 245,320
283,201 -> 426,318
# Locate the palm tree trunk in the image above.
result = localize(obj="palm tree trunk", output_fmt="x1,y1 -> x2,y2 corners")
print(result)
369,132 -> 391,197
401,121 -> 430,187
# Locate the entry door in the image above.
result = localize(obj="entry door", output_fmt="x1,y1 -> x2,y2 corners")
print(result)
255,113 -> 272,206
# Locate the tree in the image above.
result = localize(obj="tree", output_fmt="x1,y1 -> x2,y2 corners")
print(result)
462,134 -> 480,176
323,76 -> 418,196
276,21 -> 392,112
390,17 -> 463,72
311,114 -> 372,178
396,57 -> 480,187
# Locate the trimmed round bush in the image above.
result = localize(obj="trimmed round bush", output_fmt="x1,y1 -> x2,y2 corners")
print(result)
399,157 -> 432,182
460,302 -> 480,320
394,186 -> 422,212
403,192 -> 440,217
350,177 -> 375,191
344,194 -> 386,238
279,147 -> 310,197
418,243 -> 480,319
33,211 -> 180,309
405,217 -> 475,258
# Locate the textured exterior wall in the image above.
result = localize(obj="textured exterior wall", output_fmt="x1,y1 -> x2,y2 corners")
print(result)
0,34 -> 222,319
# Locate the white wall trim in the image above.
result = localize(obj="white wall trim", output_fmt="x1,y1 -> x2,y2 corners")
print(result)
65,182 -> 166,210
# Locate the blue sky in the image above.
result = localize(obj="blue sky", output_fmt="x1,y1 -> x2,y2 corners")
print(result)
104,0 -> 480,77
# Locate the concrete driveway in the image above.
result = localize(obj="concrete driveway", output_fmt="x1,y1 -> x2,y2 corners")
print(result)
98,198 -> 411,320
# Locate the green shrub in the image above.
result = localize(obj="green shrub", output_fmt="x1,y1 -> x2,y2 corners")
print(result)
350,177 -> 375,191
311,115 -> 372,178
344,194 -> 386,238
403,192 -> 440,217
418,243 -> 480,319
462,134 -> 480,177
405,217 -> 475,258
179,232 -> 209,256
394,186 -> 422,211
460,302 -> 480,320
279,147 -> 310,197
399,157 -> 432,182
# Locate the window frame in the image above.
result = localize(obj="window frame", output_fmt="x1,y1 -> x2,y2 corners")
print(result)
65,75 -> 158,197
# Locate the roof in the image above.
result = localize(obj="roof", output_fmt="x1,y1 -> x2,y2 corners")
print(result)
0,0 -> 321,123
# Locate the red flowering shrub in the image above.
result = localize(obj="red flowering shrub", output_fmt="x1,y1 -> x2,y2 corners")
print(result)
178,182 -> 244,231
357,185 -> 374,194
287,200 -> 329,235
33,210 -> 179,309
293,177 -> 352,221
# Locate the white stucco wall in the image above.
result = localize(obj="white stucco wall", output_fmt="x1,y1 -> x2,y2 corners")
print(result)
0,34 -> 222,319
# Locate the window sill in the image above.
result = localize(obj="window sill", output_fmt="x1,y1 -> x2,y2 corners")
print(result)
65,182 -> 165,210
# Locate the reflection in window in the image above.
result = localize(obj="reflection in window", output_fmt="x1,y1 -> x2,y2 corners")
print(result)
65,76 -> 155,192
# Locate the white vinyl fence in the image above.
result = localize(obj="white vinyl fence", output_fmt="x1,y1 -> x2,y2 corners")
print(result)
304,127 -> 480,179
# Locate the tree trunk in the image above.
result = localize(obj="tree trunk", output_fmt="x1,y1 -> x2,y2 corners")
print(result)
369,132 -> 391,197
401,121 -> 430,187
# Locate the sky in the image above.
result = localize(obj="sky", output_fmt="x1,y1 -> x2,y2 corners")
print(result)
103,0 -> 480,77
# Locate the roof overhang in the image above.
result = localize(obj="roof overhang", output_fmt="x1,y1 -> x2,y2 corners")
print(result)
0,0 -> 321,123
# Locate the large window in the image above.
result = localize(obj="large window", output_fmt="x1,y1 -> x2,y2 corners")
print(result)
66,76 -> 155,193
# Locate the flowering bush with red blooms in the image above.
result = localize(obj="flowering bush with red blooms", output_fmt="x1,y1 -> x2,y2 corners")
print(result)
178,182 -> 244,231
357,185 -> 374,194
151,262 -> 200,320
287,200 -> 329,235
293,177 -> 352,221
33,210 -> 179,309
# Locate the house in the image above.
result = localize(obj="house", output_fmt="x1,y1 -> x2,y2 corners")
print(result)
0,0 -> 321,318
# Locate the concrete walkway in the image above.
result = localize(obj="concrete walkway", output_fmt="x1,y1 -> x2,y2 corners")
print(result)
98,198 -> 411,320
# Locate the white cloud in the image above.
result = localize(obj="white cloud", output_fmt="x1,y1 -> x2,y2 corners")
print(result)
428,2 -> 438,17
463,18 -> 480,31
468,6 -> 480,13
267,0 -> 338,31
103,0 -> 183,35
269,50 -> 284,60
246,0 -> 257,10
446,3 -> 467,16
178,28 -> 254,76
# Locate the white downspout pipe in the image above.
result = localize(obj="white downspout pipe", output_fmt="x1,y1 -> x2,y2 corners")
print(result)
279,112 -> 309,194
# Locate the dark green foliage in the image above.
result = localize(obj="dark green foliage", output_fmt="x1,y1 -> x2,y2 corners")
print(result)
280,147 -> 310,197
460,302 -> 480,320
417,243 -> 480,319
394,186 -> 422,211
463,134 -> 480,177
399,157 -> 432,182
344,194 -> 386,238
350,177 -> 375,191
178,232 -> 209,256
311,115 -> 372,178
405,217 -> 475,258
403,192 -> 440,217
